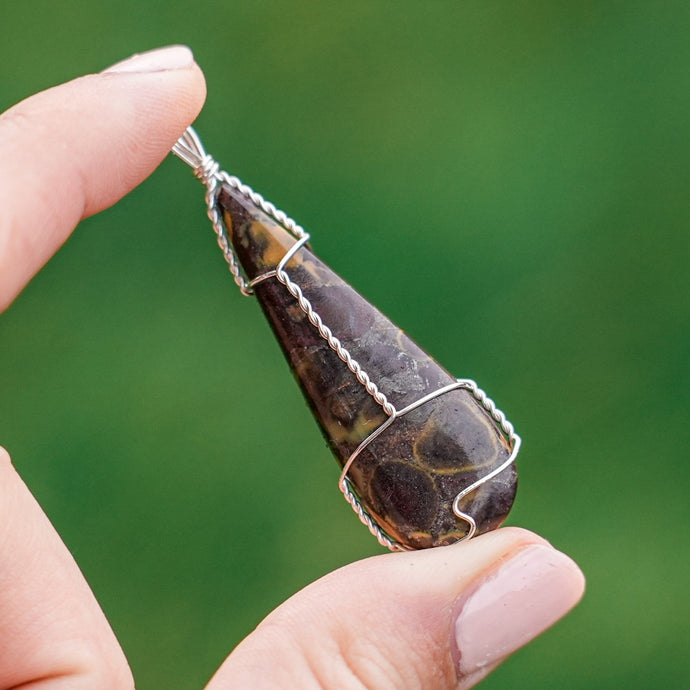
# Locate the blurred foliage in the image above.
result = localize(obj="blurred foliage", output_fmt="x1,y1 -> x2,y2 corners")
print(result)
1,1 -> 689,688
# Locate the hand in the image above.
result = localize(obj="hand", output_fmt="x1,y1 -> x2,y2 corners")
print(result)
0,46 -> 585,689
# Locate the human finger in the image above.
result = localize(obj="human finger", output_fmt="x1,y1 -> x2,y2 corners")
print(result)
0,46 -> 205,687
0,447 -> 133,688
0,44 -> 206,312
206,527 -> 585,689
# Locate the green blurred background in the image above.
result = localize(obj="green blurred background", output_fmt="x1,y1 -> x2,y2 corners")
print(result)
1,1 -> 688,688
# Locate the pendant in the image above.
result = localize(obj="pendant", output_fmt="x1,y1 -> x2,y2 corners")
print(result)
173,128 -> 520,551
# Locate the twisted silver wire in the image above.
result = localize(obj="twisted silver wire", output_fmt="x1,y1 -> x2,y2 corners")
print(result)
338,378 -> 520,549
273,264 -> 396,416
221,173 -> 308,241
173,127 -> 394,416
341,478 -> 405,551
450,379 -> 520,540
173,129 -> 250,292
172,127 -> 519,551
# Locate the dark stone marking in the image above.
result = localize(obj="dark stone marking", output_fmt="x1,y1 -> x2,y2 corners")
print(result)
370,460 -> 438,530
218,183 -> 518,549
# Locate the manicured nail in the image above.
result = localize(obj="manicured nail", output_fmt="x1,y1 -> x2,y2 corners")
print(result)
454,544 -> 585,677
102,45 -> 194,74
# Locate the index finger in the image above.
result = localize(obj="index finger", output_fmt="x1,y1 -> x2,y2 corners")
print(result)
0,45 -> 206,312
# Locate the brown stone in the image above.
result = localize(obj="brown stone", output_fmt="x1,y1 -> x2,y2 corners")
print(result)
218,182 -> 518,549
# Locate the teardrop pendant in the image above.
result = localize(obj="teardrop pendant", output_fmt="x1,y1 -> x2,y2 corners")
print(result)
173,128 -> 520,551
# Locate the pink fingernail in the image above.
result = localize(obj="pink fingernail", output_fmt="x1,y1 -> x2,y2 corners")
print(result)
102,45 -> 194,74
454,544 -> 585,676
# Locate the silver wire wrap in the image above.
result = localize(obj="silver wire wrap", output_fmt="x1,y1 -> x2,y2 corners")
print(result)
173,128 -> 394,416
173,127 -> 520,551
340,379 -> 521,550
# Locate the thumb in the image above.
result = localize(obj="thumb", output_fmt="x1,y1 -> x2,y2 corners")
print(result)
207,528 -> 584,689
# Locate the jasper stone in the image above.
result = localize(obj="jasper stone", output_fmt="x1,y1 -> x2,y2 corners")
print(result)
218,182 -> 517,549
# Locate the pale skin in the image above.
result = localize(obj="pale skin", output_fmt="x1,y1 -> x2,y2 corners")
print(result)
0,46 -> 585,689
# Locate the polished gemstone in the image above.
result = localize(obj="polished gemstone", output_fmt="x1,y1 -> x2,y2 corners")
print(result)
218,183 -> 517,549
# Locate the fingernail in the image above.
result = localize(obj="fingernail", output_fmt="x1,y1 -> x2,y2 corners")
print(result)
454,544 -> 585,676
102,45 -> 194,74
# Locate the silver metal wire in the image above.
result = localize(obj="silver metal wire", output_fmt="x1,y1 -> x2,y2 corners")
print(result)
173,129 -> 249,292
172,126 -> 520,551
339,378 -> 520,550
173,127 -> 395,416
